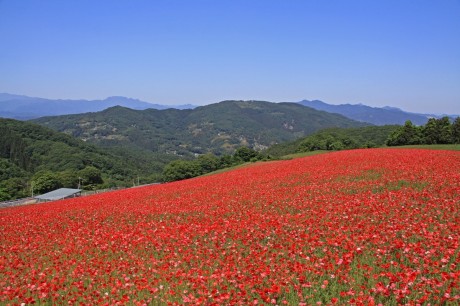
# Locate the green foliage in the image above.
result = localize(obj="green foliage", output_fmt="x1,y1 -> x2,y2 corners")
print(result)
234,147 -> 260,162
0,126 -> 32,170
387,117 -> 459,146
436,117 -> 453,144
423,117 -> 452,144
218,155 -> 235,169
78,166 -> 104,190
162,160 -> 202,182
386,120 -> 423,146
196,154 -> 220,173
452,117 -> 460,144
265,125 -> 399,157
0,158 -> 30,199
0,158 -> 28,181
390,144 -> 460,150
162,147 -> 265,182
0,188 -> 10,201
57,170 -> 80,189
32,171 -> 62,195
0,118 -> 172,200
0,177 -> 29,200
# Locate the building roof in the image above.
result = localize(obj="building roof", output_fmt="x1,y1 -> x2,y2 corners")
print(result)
35,188 -> 81,201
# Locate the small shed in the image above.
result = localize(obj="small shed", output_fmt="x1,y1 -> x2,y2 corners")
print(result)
35,188 -> 82,202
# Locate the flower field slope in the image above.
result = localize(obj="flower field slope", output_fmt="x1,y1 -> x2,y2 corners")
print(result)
1,149 -> 459,305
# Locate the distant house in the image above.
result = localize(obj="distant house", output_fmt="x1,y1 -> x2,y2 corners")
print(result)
34,188 -> 82,202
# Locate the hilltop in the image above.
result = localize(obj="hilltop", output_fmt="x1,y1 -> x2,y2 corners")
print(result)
0,93 -> 195,119
32,100 -> 368,156
298,100 -> 458,126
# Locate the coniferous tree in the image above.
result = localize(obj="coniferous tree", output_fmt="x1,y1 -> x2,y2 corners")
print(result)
423,118 -> 438,144
386,120 -> 422,146
436,117 -> 453,144
452,117 -> 460,144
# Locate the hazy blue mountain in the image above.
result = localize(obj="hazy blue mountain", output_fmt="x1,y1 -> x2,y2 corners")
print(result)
0,93 -> 36,101
0,93 -> 196,119
297,100 -> 457,126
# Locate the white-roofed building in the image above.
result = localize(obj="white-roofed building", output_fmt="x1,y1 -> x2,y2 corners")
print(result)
35,188 -> 82,202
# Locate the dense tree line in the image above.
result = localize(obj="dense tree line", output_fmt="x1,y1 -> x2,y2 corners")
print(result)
0,119 -> 162,201
162,147 -> 267,182
386,117 -> 460,146
265,126 -> 400,157
0,126 -> 32,171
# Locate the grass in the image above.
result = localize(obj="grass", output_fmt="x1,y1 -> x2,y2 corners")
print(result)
388,144 -> 460,150
201,162 -> 254,176
279,150 -> 329,160
203,151 -> 330,177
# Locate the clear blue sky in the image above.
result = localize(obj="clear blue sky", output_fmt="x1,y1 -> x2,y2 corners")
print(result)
1,0 -> 459,114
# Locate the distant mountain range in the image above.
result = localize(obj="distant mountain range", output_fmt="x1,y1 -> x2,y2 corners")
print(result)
0,93 -> 196,119
298,100 -> 458,126
32,100 -> 367,156
1,93 -> 457,125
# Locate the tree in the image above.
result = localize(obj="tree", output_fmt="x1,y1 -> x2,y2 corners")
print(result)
423,117 -> 452,144
436,117 -> 453,144
218,155 -> 235,169
162,160 -> 201,182
33,171 -> 62,194
423,118 -> 438,144
452,117 -> 460,144
78,166 -> 103,189
0,188 -> 11,201
197,153 -> 219,174
386,120 -> 422,146
234,147 -> 260,162
58,170 -> 80,188
330,141 -> 345,151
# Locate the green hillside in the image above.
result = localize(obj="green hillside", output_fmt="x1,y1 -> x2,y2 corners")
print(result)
32,100 -> 368,156
265,125 -> 400,157
0,118 -> 175,200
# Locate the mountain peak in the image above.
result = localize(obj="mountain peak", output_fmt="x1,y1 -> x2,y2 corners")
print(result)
382,106 -> 402,111
297,100 -> 444,125
0,93 -> 197,119
104,96 -> 140,102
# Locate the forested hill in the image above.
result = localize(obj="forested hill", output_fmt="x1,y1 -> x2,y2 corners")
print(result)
32,100 -> 368,156
0,118 -> 173,200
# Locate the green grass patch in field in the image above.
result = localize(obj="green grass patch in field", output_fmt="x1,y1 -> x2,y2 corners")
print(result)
389,144 -> 460,150
335,169 -> 384,183
201,162 -> 256,176
280,150 -> 329,160
203,151 -> 329,176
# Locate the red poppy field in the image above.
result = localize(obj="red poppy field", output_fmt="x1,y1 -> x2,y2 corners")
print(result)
1,149 -> 459,305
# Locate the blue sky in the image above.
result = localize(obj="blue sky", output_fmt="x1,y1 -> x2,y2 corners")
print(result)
0,0 -> 459,114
